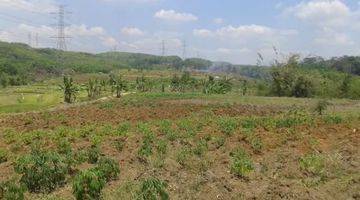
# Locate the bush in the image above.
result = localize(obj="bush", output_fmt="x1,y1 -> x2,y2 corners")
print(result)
218,117 -> 238,136
138,178 -> 169,200
0,180 -> 25,200
314,100 -> 330,115
0,149 -> 8,163
72,169 -> 106,200
14,150 -> 67,193
96,157 -> 120,182
323,115 -> 343,124
230,148 -> 254,178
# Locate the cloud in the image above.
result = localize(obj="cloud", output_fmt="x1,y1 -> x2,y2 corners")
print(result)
213,18 -> 224,24
193,29 -> 213,37
284,0 -> 352,27
101,36 -> 118,47
0,0 -> 57,13
121,27 -> 144,36
154,9 -> 198,22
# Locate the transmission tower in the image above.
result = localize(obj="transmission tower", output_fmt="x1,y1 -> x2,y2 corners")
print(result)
28,33 -> 32,47
182,39 -> 187,59
51,5 -> 71,51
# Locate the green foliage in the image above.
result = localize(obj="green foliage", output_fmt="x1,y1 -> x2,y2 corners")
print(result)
14,150 -> 67,193
176,148 -> 190,167
95,157 -> 120,182
138,178 -> 169,200
323,115 -> 343,124
0,179 -> 25,200
170,72 -> 198,92
218,117 -> 238,136
0,149 -> 8,163
112,138 -> 126,152
109,74 -> 128,98
193,139 -> 208,157
230,148 -> 254,177
202,76 -> 232,94
314,100 -> 330,115
60,76 -> 78,103
72,169 -> 106,200
87,146 -> 101,164
156,140 -> 168,156
86,78 -> 102,99
299,154 -> 325,177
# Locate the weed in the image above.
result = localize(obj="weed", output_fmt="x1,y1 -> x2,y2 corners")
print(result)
96,157 -> 120,182
156,140 -> 168,156
218,117 -> 238,136
241,118 -> 257,130
299,153 -> 325,177
0,179 -> 25,200
213,136 -> 225,149
112,138 -> 126,152
250,137 -> 263,153
176,148 -> 190,167
56,138 -> 72,155
99,102 -> 114,109
314,100 -> 330,115
138,178 -> 169,200
323,115 -> 343,124
72,168 -> 106,200
230,148 -> 254,178
14,150 -> 67,193
116,122 -> 131,136
193,139 -> 208,157
0,149 -> 8,163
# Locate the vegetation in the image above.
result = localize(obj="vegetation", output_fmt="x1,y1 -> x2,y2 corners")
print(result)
72,169 -> 106,200
60,76 -> 78,103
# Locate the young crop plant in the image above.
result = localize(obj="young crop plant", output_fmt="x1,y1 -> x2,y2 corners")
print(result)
323,114 -> 343,124
218,117 -> 238,136
60,76 -> 78,103
14,150 -> 67,193
176,148 -> 191,167
138,177 -> 169,200
230,148 -> 254,178
116,122 -> 131,136
156,139 -> 168,156
86,78 -> 102,99
0,179 -> 25,200
96,157 -> 120,182
87,145 -> 101,164
193,139 -> 208,157
110,75 -> 128,98
72,168 -> 106,200
113,137 -> 126,152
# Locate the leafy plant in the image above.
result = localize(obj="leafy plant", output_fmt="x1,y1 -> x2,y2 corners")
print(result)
138,178 -> 169,200
218,117 -> 238,136
14,150 -> 67,193
193,139 -> 208,157
113,138 -> 126,152
60,76 -> 78,103
72,169 -> 106,200
86,78 -> 102,99
230,148 -> 254,178
87,146 -> 101,164
96,157 -> 120,182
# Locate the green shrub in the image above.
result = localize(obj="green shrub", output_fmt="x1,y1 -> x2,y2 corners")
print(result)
138,129 -> 155,158
156,140 -> 168,156
14,150 -> 67,193
314,100 -> 330,115
0,149 -> 8,163
218,117 -> 238,136
96,157 -> 120,182
230,148 -> 254,177
56,139 -> 72,155
241,118 -> 257,130
0,180 -> 25,200
299,154 -> 325,177
138,178 -> 169,200
116,122 -> 131,136
87,146 -> 101,164
72,169 -> 106,200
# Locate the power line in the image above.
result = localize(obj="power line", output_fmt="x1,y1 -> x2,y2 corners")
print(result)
161,40 -> 166,56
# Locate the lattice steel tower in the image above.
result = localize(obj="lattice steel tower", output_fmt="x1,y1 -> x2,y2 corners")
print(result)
51,5 -> 70,51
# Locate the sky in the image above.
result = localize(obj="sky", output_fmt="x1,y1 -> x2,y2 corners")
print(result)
0,0 -> 359,64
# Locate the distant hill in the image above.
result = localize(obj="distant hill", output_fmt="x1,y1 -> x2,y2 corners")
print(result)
0,41 -> 213,84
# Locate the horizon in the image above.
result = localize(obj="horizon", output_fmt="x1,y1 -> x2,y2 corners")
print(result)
0,0 -> 359,65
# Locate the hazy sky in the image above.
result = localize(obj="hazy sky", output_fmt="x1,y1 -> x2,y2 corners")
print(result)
0,0 -> 359,64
